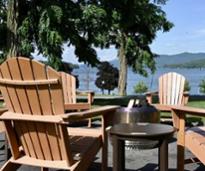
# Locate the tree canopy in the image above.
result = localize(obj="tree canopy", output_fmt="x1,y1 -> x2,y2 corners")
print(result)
98,1 -> 173,95
76,0 -> 173,95
0,0 -> 7,60
0,0 -> 172,95
0,0 -> 110,68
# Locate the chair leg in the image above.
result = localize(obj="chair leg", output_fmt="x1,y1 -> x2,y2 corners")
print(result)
41,167 -> 49,171
0,159 -> 21,171
101,132 -> 108,171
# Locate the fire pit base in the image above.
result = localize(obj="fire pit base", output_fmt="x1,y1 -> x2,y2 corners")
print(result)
125,140 -> 159,150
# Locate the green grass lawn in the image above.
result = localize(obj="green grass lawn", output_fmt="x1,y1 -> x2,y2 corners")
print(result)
186,100 -> 205,125
187,100 -> 205,108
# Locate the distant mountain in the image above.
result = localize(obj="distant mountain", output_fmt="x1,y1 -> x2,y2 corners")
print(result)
155,52 -> 205,67
77,52 -> 205,69
108,52 -> 205,68
164,58 -> 205,69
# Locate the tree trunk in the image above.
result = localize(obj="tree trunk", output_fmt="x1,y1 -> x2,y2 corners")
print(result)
7,0 -> 19,58
118,34 -> 128,96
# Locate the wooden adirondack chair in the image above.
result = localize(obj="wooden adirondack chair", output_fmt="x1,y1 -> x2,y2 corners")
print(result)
60,72 -> 94,127
171,106 -> 205,171
146,72 -> 189,112
60,72 -> 94,110
0,57 -> 118,171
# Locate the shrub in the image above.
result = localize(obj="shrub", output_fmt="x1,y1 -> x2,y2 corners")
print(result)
134,81 -> 148,94
199,79 -> 205,94
184,80 -> 191,92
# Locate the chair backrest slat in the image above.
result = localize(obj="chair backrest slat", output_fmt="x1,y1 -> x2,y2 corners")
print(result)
14,121 -> 30,156
31,60 -> 55,115
159,72 -> 185,105
60,72 -> 76,104
171,73 -> 177,104
71,74 -> 76,103
172,73 -> 178,104
167,72 -> 172,104
46,123 -> 62,160
47,68 -> 65,115
0,57 -> 72,165
0,60 -> 22,112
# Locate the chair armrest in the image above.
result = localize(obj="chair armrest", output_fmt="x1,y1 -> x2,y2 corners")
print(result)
171,105 -> 205,129
76,90 -> 94,95
63,105 -> 119,122
145,91 -> 158,95
76,90 -> 95,103
183,91 -> 189,95
145,91 -> 158,104
0,112 -> 66,124
0,106 -> 120,125
171,106 -> 205,117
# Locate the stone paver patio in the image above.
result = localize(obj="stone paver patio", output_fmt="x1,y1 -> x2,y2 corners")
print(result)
0,132 -> 205,171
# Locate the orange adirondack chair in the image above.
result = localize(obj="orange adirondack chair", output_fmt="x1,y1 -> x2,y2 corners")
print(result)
146,72 -> 189,112
171,106 -> 205,171
60,72 -> 94,127
60,72 -> 94,110
0,57 -> 118,171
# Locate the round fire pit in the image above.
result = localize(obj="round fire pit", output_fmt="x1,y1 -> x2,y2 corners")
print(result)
112,102 -> 160,149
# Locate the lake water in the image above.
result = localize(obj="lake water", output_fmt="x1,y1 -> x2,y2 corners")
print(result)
73,67 -> 205,95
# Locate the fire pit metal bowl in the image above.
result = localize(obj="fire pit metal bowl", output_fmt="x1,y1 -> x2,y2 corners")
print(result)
112,102 -> 160,150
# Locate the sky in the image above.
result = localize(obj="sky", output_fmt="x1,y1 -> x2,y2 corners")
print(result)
151,0 -> 205,55
35,0 -> 205,64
